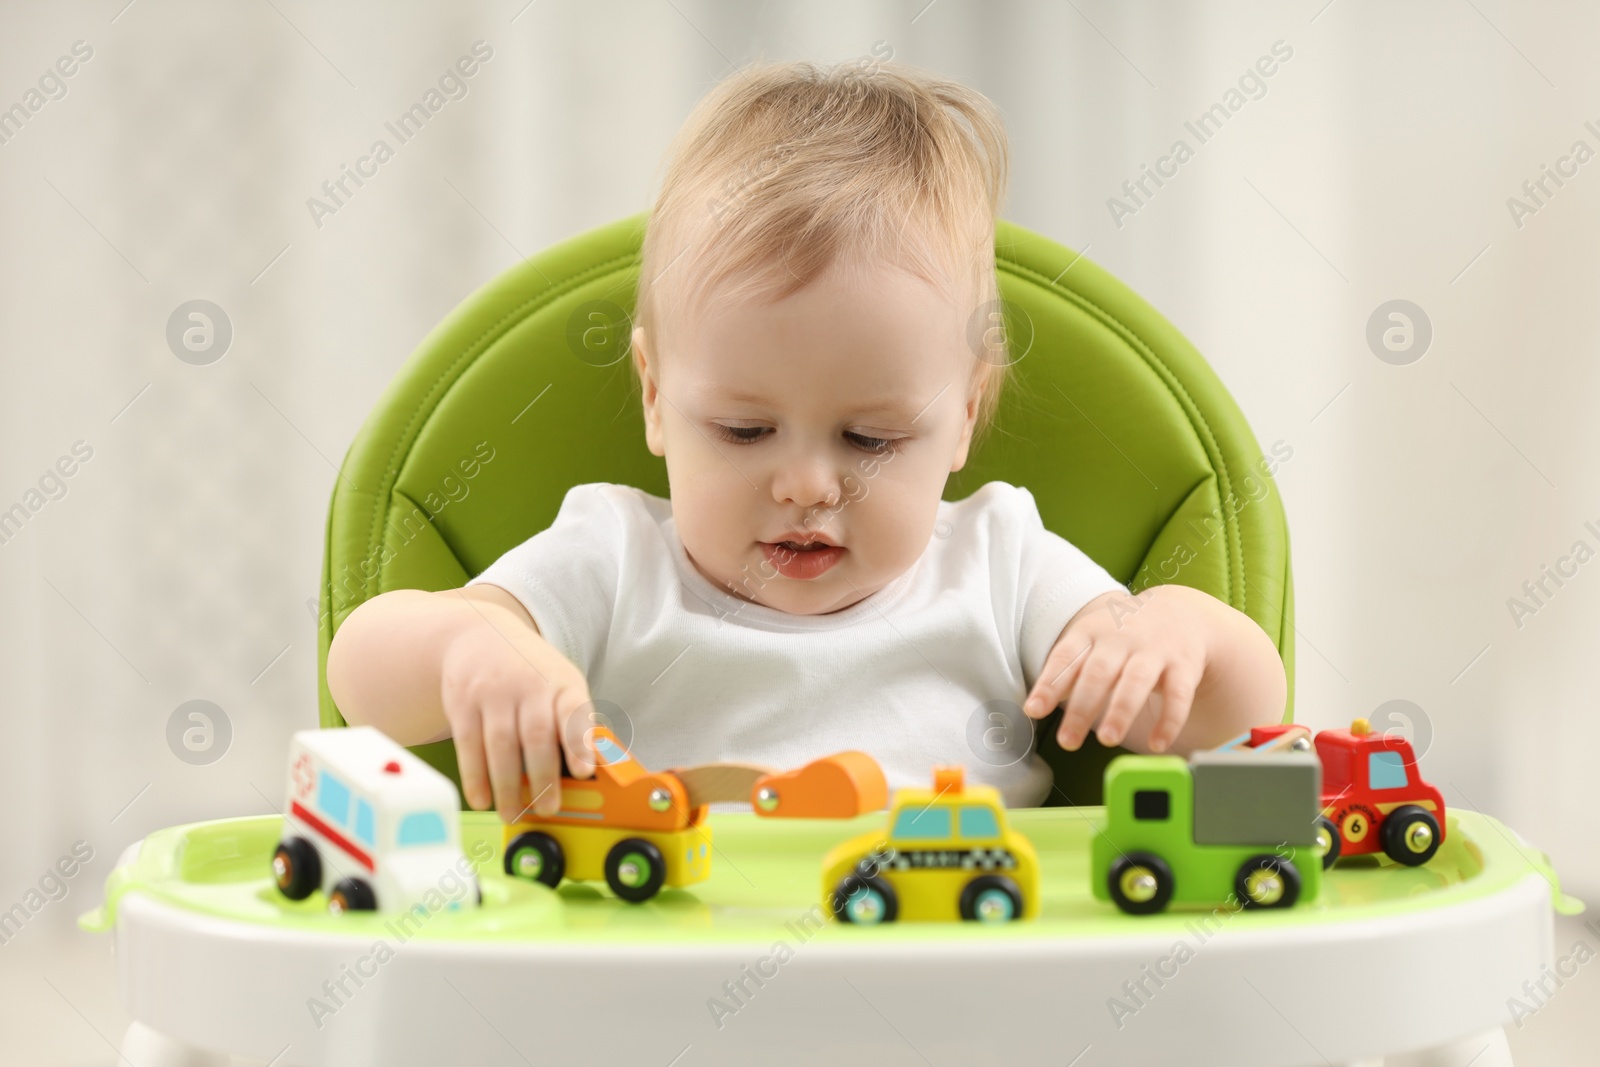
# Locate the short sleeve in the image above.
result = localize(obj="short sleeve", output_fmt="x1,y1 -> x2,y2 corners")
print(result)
463,483 -> 624,675
1007,486 -> 1127,687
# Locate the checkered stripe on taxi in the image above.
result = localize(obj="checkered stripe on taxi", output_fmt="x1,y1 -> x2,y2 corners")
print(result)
877,846 -> 1017,872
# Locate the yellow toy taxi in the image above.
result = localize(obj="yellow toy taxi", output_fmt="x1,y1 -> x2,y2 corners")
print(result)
821,765 -> 1040,923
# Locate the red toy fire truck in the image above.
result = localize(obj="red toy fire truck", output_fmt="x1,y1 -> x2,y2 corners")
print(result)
1236,718 -> 1445,867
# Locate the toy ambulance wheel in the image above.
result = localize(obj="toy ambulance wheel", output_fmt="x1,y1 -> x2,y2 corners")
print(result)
1107,852 -> 1174,915
327,877 -> 377,914
504,831 -> 565,888
1313,816 -> 1341,870
1235,855 -> 1301,909
1381,806 -> 1441,866
604,838 -> 666,903
958,874 -> 1023,922
831,872 -> 899,924
271,836 -> 321,901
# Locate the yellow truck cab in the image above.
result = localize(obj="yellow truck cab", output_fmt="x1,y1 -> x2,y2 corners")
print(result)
821,766 -> 1040,923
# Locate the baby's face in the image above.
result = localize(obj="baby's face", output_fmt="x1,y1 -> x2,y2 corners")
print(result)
633,257 -> 982,615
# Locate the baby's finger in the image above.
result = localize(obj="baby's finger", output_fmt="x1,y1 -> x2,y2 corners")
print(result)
449,705 -> 491,811
1024,633 -> 1092,719
1095,654 -> 1164,749
1059,645 -> 1129,751
518,696 -> 563,817
554,685 -> 598,778
1148,660 -> 1203,752
481,701 -> 525,823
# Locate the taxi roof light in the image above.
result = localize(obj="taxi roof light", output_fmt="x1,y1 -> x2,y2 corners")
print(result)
933,765 -> 964,794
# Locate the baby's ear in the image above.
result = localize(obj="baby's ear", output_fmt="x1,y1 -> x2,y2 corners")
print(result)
632,327 -> 666,457
949,380 -> 985,472
631,326 -> 650,378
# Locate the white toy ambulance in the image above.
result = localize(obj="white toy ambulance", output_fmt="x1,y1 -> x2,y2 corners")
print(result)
271,725 -> 481,914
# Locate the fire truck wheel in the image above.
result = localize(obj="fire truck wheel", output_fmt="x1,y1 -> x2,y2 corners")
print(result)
604,838 -> 666,903
1107,852 -> 1174,915
831,871 -> 899,924
958,874 -> 1023,922
1313,816 -> 1341,870
504,831 -> 565,888
1381,806 -> 1441,866
1235,855 -> 1301,909
327,877 -> 377,914
271,837 -> 321,901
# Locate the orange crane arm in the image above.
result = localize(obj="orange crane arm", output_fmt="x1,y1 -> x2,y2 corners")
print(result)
669,763 -> 773,807
667,750 -> 888,817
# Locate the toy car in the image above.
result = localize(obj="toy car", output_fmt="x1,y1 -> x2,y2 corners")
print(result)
503,726 -> 887,903
272,726 -> 481,914
1243,718 -> 1445,867
821,765 -> 1040,924
1092,743 -> 1326,914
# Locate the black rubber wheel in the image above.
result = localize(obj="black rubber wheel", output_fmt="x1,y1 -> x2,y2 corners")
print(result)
604,838 -> 667,903
958,874 -> 1024,922
327,877 -> 377,914
831,871 -> 899,924
504,830 -> 565,888
1313,815 -> 1342,870
1107,852 -> 1175,915
271,836 -> 321,901
1235,854 -> 1301,909
1381,805 -> 1442,866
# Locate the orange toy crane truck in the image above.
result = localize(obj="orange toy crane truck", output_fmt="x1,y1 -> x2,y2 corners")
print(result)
1240,718 -> 1445,867
501,726 -> 888,902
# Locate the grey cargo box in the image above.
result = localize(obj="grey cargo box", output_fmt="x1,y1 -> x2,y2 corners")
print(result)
1190,749 -> 1322,847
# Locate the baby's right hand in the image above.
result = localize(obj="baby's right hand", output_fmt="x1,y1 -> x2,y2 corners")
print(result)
437,620 -> 596,823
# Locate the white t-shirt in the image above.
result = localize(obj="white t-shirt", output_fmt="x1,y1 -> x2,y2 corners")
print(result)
464,480 -> 1125,808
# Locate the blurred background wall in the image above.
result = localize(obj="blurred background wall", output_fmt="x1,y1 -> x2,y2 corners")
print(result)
1,0 -> 1596,1061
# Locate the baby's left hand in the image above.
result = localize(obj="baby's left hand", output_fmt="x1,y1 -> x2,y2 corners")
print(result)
1022,585 -> 1210,753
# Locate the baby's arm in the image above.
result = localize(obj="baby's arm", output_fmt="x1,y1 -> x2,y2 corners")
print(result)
326,585 -> 595,820
1023,584 -> 1287,755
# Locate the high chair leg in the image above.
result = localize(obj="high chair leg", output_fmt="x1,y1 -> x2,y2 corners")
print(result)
119,1021 -> 231,1067
1381,1026 -> 1515,1067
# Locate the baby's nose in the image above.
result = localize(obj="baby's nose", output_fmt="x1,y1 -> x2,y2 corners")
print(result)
768,451 -> 844,508
773,462 -> 843,511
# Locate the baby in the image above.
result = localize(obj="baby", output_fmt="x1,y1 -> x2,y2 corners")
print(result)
326,57 -> 1287,824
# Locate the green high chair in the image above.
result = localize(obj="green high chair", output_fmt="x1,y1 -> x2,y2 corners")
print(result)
315,211 -> 1295,805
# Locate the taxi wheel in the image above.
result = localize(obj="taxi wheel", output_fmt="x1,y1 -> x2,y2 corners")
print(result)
958,874 -> 1023,922
605,838 -> 666,903
504,831 -> 565,888
271,837 -> 321,900
832,872 -> 898,924
327,877 -> 377,914
1381,806 -> 1441,867
1314,816 -> 1342,870
1235,855 -> 1301,909
1107,852 -> 1174,915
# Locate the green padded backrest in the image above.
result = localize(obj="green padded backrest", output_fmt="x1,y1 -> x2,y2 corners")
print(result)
317,211 -> 1294,806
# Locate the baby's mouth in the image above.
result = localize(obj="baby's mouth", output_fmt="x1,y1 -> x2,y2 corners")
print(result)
759,539 -> 846,580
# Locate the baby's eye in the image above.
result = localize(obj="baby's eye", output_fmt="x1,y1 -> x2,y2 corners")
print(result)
846,431 -> 905,455
711,423 -> 768,445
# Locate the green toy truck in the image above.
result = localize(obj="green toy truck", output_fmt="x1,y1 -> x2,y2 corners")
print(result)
1091,749 -> 1328,914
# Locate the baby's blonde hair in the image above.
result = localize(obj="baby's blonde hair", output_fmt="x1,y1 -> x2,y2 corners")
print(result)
635,54 -> 1013,443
